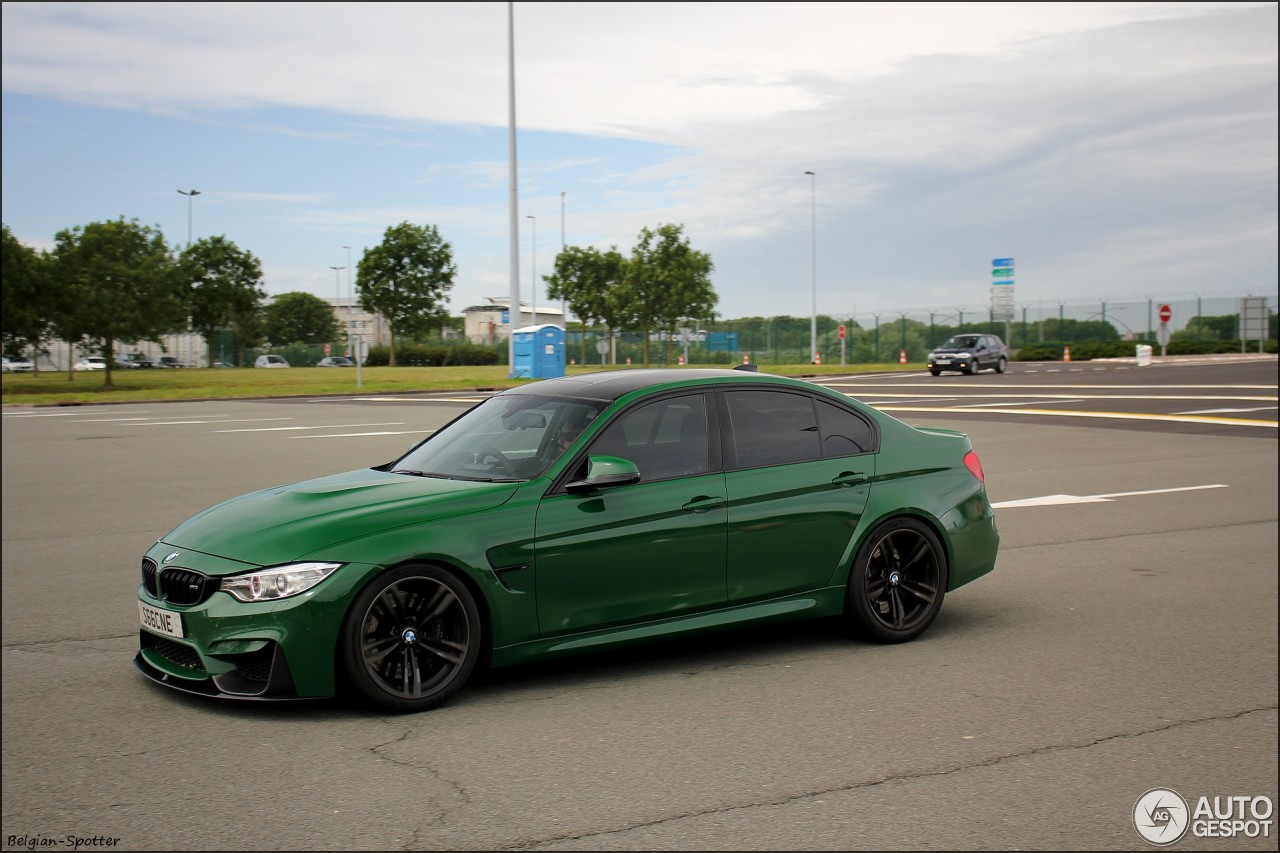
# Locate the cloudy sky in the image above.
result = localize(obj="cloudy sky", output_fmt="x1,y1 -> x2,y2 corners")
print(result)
2,2 -> 1275,321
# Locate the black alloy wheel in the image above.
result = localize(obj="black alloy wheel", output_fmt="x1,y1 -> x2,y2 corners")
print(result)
341,564 -> 482,712
846,517 -> 947,643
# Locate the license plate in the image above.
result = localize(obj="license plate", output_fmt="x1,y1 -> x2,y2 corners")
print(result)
138,601 -> 184,638
935,359 -> 951,365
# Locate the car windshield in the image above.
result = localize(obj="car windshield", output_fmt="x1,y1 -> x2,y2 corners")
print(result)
391,394 -> 605,482
941,336 -> 981,349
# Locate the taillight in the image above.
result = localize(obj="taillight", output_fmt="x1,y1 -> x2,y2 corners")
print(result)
963,450 -> 985,483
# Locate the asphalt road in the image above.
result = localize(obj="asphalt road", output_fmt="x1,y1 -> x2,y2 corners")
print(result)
1,357 -> 1275,851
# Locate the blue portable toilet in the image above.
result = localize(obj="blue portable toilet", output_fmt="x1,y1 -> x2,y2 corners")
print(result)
511,324 -> 566,379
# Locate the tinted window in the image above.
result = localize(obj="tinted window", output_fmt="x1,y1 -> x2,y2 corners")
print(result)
726,390 -> 820,468
590,394 -> 709,481
817,399 -> 874,456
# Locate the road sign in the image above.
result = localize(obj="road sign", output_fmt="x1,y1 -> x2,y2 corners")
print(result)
992,258 -> 1015,267
990,280 -> 1014,286
1158,304 -> 1172,323
992,268 -> 1014,277
838,325 -> 846,339
1157,325 -> 1170,347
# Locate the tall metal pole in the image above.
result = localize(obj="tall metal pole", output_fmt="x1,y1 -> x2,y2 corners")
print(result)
329,266 -> 345,358
560,191 -> 567,327
177,189 -> 200,366
804,171 -> 816,363
177,189 -> 200,246
506,2 -> 521,375
527,215 -> 537,324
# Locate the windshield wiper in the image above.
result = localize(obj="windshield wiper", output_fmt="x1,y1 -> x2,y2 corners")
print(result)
391,469 -> 455,479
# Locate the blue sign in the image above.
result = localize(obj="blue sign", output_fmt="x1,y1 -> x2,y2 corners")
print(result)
501,310 -> 510,324
990,280 -> 1014,286
993,258 -> 1014,267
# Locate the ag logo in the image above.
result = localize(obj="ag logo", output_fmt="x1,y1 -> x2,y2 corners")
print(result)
1134,788 -> 1190,845
163,552 -> 180,564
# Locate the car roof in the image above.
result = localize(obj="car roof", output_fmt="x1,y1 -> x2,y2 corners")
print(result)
501,368 -> 815,403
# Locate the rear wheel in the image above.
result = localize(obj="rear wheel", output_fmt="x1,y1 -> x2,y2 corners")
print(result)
845,517 -> 947,643
341,564 -> 482,712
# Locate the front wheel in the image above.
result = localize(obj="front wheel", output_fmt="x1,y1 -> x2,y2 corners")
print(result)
341,564 -> 482,712
929,370 -> 941,377
995,357 -> 1007,374
845,517 -> 947,643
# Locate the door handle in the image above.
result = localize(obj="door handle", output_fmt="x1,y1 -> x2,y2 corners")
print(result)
831,472 -> 868,487
681,495 -> 726,513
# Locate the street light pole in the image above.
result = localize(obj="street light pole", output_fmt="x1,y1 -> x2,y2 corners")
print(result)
526,214 -> 537,324
342,246 -> 353,357
177,189 -> 201,246
178,189 -> 200,366
560,191 -> 567,326
329,266 -> 344,360
804,171 -> 816,364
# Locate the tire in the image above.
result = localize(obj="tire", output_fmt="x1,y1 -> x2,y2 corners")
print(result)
996,357 -> 1007,374
967,361 -> 979,375
845,517 -> 947,643
929,370 -> 941,377
340,563 -> 482,713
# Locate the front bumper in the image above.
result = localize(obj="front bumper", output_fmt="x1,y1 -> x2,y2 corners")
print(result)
134,546 -> 383,701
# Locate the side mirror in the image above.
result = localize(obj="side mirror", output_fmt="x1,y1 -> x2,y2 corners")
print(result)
566,455 -> 641,492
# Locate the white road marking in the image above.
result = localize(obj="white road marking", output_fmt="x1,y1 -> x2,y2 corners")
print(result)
291,430 -> 436,439
878,405 -> 1276,428
992,484 -> 1229,509
135,418 -> 294,426
1175,406 -> 1279,415
953,399 -> 1086,408
211,422 -> 406,433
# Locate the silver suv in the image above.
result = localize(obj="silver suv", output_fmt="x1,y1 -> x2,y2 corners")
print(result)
927,334 -> 1008,376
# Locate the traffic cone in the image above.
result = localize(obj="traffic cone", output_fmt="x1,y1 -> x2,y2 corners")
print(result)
815,352 -> 822,365
899,349 -> 907,365
570,358 -> 575,366
626,356 -> 632,365
743,353 -> 750,364
1063,346 -> 1071,363
678,355 -> 685,366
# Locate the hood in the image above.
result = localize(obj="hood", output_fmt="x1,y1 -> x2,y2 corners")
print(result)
162,467 -> 519,567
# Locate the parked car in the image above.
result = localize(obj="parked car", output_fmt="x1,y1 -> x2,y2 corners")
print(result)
254,355 -> 290,368
211,362 -> 234,369
316,356 -> 354,367
116,353 -> 154,369
927,334 -> 1008,375
134,367 -> 1000,713
74,357 -> 108,371
2,356 -> 35,372
155,356 -> 186,368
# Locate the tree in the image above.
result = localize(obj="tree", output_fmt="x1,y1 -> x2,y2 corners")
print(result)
544,245 -> 627,365
1,225 -> 53,370
49,218 -> 186,386
263,292 -> 342,346
357,222 -> 456,366
182,236 -> 267,367
620,224 -> 717,367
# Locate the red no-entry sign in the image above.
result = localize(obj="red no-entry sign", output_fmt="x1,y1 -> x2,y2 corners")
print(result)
1158,304 -> 1172,323
838,325 -> 846,339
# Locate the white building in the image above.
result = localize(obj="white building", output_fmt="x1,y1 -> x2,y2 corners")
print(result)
463,297 -> 564,345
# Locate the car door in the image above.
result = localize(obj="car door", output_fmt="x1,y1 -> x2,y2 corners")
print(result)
533,392 -> 728,638
720,389 -> 875,603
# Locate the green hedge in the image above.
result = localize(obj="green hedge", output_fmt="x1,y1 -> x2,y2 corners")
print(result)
364,343 -> 502,367
1014,340 -> 1277,361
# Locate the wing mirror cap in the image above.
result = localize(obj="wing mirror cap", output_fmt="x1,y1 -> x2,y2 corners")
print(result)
566,455 -> 641,492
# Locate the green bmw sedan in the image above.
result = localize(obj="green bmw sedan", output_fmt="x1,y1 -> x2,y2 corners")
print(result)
135,367 -> 999,712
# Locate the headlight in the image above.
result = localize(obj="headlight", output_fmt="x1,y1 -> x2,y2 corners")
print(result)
927,352 -> 939,359
220,562 -> 341,602
956,352 -> 972,359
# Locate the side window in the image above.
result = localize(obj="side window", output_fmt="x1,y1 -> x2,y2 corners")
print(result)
590,394 -> 709,481
817,399 -> 874,457
725,390 -> 820,468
